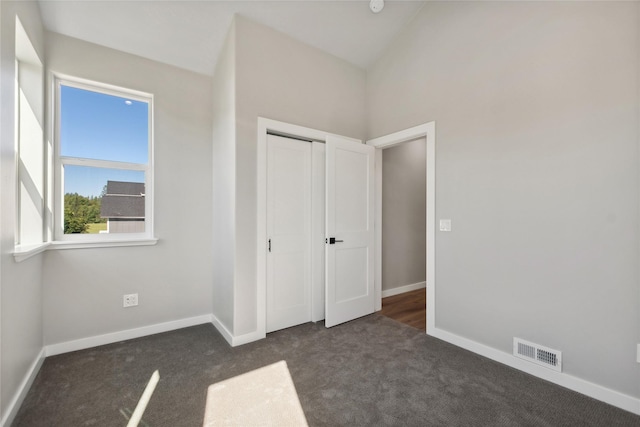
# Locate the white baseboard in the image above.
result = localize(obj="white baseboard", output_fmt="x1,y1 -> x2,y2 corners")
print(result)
381,281 -> 426,298
211,314 -> 265,347
211,314 -> 234,346
45,314 -> 213,357
1,348 -> 45,427
231,329 -> 265,347
429,326 -> 640,416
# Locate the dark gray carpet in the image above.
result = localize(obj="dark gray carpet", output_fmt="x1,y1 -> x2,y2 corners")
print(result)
13,315 -> 640,426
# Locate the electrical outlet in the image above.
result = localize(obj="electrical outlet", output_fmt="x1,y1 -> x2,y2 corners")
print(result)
123,293 -> 138,308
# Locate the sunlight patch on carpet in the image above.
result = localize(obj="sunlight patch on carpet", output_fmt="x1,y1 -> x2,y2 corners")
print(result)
203,361 -> 308,426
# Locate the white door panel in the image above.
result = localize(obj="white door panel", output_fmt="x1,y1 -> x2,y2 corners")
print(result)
334,149 -> 370,232
335,247 -> 368,302
267,135 -> 312,333
325,136 -> 375,328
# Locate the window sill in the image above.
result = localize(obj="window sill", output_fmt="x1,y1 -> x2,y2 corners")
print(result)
14,243 -> 52,263
49,238 -> 159,251
13,239 -> 158,261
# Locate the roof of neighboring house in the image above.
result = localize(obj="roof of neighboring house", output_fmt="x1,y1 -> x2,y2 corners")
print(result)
100,181 -> 145,219
105,180 -> 145,196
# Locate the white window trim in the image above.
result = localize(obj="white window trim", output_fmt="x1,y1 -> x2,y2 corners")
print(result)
49,238 -> 158,251
52,74 -> 155,246
13,242 -> 51,263
13,238 -> 160,263
14,57 -> 22,246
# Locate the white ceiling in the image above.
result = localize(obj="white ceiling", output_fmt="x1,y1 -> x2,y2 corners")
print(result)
37,0 -> 426,76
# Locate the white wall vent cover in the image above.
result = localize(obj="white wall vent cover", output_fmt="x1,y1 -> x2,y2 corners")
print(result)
513,338 -> 562,372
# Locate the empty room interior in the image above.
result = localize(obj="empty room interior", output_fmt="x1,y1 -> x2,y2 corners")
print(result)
1,1 -> 640,426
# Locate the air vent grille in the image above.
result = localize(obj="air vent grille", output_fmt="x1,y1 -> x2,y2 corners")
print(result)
513,338 -> 562,372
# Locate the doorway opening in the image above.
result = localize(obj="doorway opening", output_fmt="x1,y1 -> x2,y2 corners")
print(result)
366,122 -> 436,334
378,136 -> 427,330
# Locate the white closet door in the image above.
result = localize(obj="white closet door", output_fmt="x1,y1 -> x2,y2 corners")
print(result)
266,135 -> 312,333
325,135 -> 375,328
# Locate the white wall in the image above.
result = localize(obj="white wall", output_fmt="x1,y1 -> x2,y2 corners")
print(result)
368,2 -> 640,399
382,138 -> 426,291
229,16 -> 367,336
212,22 -> 236,333
0,0 -> 45,420
42,33 -> 214,345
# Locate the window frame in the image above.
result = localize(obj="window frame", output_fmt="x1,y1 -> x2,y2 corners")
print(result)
52,74 -> 155,245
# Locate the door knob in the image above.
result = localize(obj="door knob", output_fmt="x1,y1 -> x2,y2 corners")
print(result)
328,237 -> 344,244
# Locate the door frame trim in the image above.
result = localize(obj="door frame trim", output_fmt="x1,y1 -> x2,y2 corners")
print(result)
257,117 -> 360,339
366,122 -> 436,334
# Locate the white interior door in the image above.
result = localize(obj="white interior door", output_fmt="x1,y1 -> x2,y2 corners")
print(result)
325,135 -> 375,328
266,134 -> 312,333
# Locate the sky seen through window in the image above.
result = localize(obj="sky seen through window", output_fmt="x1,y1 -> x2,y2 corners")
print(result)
61,85 -> 148,197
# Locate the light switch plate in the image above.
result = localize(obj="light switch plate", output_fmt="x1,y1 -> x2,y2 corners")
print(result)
439,219 -> 451,232
637,344 -> 640,363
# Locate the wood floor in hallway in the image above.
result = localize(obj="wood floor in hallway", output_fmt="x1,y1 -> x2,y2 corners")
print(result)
379,288 -> 426,331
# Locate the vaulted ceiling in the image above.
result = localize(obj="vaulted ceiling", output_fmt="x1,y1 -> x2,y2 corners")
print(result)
38,0 -> 426,76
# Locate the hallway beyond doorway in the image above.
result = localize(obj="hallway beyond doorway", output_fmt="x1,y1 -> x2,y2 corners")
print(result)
379,288 -> 426,331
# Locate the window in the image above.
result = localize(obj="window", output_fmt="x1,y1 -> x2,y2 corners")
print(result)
54,77 -> 154,243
